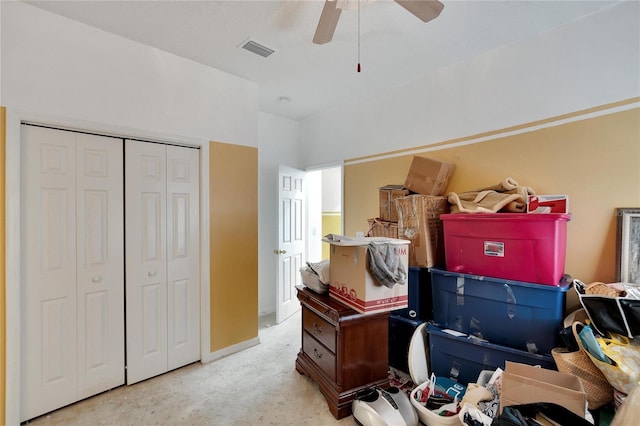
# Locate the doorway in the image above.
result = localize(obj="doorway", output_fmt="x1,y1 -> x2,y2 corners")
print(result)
306,165 -> 342,263
274,164 -> 342,325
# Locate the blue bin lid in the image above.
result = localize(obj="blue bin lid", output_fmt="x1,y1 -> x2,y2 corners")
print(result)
428,267 -> 572,292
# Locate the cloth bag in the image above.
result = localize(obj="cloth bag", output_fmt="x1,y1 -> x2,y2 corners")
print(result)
551,322 -> 613,409
576,321 -> 640,394
574,279 -> 640,338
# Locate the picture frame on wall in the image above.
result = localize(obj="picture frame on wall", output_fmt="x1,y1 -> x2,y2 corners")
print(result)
616,208 -> 640,284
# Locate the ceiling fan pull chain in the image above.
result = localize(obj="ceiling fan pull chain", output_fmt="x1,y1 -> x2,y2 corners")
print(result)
357,0 -> 361,72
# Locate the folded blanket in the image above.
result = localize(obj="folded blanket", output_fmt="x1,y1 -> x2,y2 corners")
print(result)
474,177 -> 519,193
447,178 -> 535,214
448,190 -> 525,213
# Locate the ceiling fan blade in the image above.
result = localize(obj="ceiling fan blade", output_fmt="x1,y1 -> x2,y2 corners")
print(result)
313,0 -> 342,45
394,0 -> 444,23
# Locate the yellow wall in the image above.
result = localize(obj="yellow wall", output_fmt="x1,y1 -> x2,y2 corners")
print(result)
209,141 -> 259,352
321,212 -> 342,260
0,107 -> 5,425
344,101 -> 640,299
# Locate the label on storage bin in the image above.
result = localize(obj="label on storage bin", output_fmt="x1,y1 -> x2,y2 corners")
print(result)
484,241 -> 504,257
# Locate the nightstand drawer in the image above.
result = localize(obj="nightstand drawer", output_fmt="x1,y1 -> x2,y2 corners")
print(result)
303,308 -> 337,353
303,331 -> 336,381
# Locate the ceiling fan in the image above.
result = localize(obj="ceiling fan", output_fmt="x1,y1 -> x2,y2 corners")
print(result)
313,0 -> 445,45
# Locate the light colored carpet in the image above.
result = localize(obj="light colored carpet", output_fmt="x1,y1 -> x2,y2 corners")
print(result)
25,310 -> 358,425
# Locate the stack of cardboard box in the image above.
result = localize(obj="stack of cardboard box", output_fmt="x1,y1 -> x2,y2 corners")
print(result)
324,154 -> 456,319
368,156 -> 454,269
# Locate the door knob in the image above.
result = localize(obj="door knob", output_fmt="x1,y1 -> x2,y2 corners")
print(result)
273,249 -> 287,255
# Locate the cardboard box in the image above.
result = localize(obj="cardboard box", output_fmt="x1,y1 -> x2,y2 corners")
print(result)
379,185 -> 410,222
367,218 -> 399,238
404,156 -> 454,195
325,236 -> 409,314
500,362 -> 587,418
395,195 -> 448,267
527,195 -> 569,214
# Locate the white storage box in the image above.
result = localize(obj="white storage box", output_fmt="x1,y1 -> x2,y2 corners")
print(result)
299,267 -> 328,294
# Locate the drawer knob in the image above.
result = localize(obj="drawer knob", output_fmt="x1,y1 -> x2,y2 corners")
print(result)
313,348 -> 323,359
313,323 -> 323,334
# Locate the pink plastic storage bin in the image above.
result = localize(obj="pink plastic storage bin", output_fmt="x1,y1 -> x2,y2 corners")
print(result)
441,213 -> 571,286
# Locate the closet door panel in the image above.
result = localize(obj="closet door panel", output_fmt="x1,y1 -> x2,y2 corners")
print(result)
166,146 -> 200,369
125,140 -> 168,384
141,283 -> 164,354
76,134 -> 125,397
21,126 -> 78,421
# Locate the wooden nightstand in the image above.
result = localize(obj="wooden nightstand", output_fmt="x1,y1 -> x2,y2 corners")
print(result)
295,285 -> 390,419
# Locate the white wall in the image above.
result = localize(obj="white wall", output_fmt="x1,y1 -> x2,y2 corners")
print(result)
1,1 -> 258,146
257,112 -> 300,315
322,166 -> 342,213
298,1 -> 640,166
306,170 -> 323,263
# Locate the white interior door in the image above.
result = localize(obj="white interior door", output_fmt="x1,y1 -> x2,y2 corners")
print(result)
125,140 -> 200,384
276,166 -> 306,324
166,145 -> 200,370
21,126 -> 124,421
75,133 -> 125,398
22,126 -> 78,420
125,140 -> 168,384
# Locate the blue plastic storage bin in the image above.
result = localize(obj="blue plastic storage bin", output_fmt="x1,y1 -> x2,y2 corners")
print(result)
427,324 -> 555,386
393,266 -> 433,320
430,268 -> 570,354
389,313 -> 424,374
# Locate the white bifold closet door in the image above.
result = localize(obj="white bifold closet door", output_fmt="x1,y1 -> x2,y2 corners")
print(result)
124,140 -> 200,385
21,126 -> 125,421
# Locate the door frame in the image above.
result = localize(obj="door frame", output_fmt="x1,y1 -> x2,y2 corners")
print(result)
4,110 -> 211,426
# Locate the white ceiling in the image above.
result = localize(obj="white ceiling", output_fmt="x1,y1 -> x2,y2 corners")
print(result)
25,0 -> 620,121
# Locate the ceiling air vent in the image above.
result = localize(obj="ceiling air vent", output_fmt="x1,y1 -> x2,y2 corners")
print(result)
240,38 -> 276,58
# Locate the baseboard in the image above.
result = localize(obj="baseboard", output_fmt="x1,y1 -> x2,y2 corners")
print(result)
200,336 -> 261,364
259,307 -> 276,316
